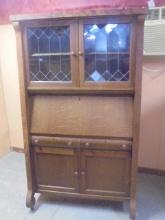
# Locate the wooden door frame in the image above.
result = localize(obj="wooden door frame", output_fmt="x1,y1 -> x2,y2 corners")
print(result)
22,19 -> 79,89
78,16 -> 137,90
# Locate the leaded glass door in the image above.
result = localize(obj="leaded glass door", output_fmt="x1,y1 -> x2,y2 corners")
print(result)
25,20 -> 78,87
79,18 -> 134,89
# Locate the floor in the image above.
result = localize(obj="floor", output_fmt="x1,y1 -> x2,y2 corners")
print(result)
0,152 -> 165,220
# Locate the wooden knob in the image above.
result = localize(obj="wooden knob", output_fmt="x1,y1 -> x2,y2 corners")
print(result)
68,141 -> 72,146
71,51 -> 76,56
34,139 -> 39,143
78,51 -> 83,56
74,171 -> 78,176
85,142 -> 89,147
81,171 -> 85,175
122,144 -> 127,149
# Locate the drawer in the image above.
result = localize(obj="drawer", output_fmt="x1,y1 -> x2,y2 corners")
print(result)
106,139 -> 132,151
80,138 -> 106,149
80,138 -> 132,151
31,136 -> 80,148
31,136 -> 132,151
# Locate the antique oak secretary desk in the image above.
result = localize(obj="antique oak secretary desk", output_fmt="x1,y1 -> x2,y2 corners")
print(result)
11,6 -> 146,220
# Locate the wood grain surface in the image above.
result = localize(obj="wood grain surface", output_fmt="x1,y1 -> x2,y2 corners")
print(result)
30,95 -> 133,138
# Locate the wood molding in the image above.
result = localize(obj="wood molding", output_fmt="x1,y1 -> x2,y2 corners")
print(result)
10,146 -> 25,153
138,167 -> 165,177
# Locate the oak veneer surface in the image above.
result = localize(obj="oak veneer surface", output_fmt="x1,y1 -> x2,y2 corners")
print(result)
81,150 -> 131,196
34,147 -> 79,193
30,95 -> 133,138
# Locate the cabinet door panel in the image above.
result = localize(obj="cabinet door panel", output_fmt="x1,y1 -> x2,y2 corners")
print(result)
79,17 -> 136,89
34,147 -> 79,193
24,19 -> 78,87
81,150 -> 131,197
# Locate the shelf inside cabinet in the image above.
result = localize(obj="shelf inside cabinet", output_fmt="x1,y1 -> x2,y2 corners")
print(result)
85,52 -> 129,55
31,52 -> 71,57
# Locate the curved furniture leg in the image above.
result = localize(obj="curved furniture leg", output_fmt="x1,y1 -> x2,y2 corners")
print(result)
26,190 -> 36,210
130,199 -> 136,220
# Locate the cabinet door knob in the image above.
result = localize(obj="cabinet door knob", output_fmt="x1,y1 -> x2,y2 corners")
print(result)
122,144 -> 127,149
68,141 -> 72,146
81,171 -> 85,176
78,51 -> 83,56
71,51 -> 76,56
85,142 -> 89,147
34,139 -> 39,143
74,171 -> 78,176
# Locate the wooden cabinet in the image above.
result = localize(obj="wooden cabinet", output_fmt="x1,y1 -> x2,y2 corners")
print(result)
33,138 -> 131,197
12,8 -> 145,220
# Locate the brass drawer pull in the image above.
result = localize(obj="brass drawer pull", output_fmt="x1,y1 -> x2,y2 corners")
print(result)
81,171 -> 85,176
34,139 -> 39,144
74,171 -> 78,176
67,141 -> 73,146
78,51 -> 83,56
71,51 -> 76,56
122,144 -> 127,149
85,142 -> 89,147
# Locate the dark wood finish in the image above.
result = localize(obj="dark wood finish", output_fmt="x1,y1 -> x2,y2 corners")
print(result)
27,86 -> 134,95
12,21 -> 36,209
10,146 -> 165,177
31,136 -> 80,148
12,11 -> 145,220
30,95 -> 133,138
34,146 -> 80,193
80,138 -> 132,151
130,15 -> 145,220
80,149 -> 131,197
37,188 -> 130,201
31,135 -> 132,151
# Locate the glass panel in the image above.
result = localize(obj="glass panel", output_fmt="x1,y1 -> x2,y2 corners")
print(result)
84,24 -> 130,82
27,26 -> 71,82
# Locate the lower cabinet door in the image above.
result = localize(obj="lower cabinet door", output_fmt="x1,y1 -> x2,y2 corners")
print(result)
80,150 -> 131,197
34,147 -> 79,193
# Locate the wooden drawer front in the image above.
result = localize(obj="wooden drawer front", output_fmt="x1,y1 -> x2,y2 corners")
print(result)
31,136 -> 132,151
81,150 -> 131,197
31,136 -> 80,148
106,139 -> 132,151
34,146 -> 79,193
80,138 -> 132,151
80,138 -> 106,149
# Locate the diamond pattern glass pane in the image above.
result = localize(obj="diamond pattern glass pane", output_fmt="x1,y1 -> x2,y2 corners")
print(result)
27,26 -> 71,81
84,24 -> 130,82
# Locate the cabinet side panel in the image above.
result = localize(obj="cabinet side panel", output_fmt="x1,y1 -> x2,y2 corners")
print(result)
30,95 -> 133,138
130,15 -> 145,207
13,22 -> 36,198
